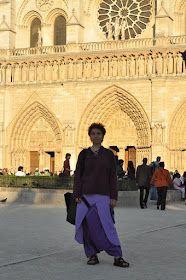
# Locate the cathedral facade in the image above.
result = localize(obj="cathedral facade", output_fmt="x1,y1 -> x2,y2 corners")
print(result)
0,0 -> 186,173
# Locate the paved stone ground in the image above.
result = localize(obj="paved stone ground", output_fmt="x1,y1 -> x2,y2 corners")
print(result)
0,201 -> 186,280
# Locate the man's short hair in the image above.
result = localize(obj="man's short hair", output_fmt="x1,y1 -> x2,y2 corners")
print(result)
18,166 -> 23,171
157,156 -> 161,161
159,162 -> 164,168
66,153 -> 71,158
88,123 -> 106,136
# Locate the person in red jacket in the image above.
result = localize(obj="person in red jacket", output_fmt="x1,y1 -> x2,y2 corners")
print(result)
150,162 -> 173,210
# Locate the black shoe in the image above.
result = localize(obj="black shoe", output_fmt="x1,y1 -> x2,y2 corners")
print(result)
0,198 -> 7,203
144,203 -> 147,208
140,205 -> 144,209
157,205 -> 159,210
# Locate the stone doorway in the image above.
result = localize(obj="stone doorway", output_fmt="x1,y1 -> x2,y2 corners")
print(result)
30,151 -> 39,174
125,146 -> 136,171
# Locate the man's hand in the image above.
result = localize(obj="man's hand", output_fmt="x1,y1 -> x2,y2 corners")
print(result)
75,198 -> 81,203
110,199 -> 117,208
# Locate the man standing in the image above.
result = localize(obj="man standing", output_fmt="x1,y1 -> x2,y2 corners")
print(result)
63,153 -> 71,176
149,156 -> 161,200
136,158 -> 151,209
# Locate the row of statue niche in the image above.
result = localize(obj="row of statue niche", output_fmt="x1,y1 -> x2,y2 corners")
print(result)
106,18 -> 126,40
1,52 -> 184,83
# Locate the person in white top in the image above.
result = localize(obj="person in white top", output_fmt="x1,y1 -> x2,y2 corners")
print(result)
173,173 -> 185,199
15,166 -> 26,177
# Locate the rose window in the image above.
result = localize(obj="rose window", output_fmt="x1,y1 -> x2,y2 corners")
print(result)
98,0 -> 153,40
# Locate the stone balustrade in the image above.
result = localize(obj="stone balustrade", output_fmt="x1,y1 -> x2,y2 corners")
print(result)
0,48 -> 185,84
0,35 -> 186,58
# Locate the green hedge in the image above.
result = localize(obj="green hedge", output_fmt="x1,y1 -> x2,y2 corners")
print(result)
0,176 -> 138,191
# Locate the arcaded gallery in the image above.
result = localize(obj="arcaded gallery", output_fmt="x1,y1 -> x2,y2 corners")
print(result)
0,0 -> 186,174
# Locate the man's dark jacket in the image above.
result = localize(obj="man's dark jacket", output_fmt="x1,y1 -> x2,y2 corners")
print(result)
136,164 -> 151,187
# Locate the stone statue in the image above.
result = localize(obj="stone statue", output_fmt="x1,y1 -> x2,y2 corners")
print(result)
147,55 -> 153,75
156,53 -> 162,75
153,123 -> 164,143
45,61 -> 51,81
52,60 -> 58,80
22,63 -> 27,82
59,60 -> 67,80
101,57 -> 109,77
29,62 -> 35,82
6,64 -> 12,83
121,19 -> 126,40
114,17 -> 120,40
37,62 -> 43,81
129,56 -> 135,76
118,56 -> 127,77
167,53 -> 173,74
0,64 -> 2,83
106,21 -> 113,40
76,59 -> 83,79
138,55 -> 145,76
37,28 -> 42,47
93,58 -> 101,78
83,59 -> 92,79
68,59 -> 74,79
14,64 -> 20,82
110,56 -> 118,77
176,53 -> 183,74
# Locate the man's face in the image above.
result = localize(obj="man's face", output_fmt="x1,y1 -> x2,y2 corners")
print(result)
67,155 -> 71,160
90,128 -> 104,145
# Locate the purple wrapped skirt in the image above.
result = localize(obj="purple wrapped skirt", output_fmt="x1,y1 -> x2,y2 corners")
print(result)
75,194 -> 122,257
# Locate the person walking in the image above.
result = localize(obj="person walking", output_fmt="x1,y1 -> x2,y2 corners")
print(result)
136,158 -> 151,209
73,123 -> 129,268
150,162 -> 173,210
149,156 -> 161,200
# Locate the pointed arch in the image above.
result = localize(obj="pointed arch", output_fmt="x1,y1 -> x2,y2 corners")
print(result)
10,101 -> 62,151
168,98 -> 186,150
167,98 -> 186,172
77,85 -> 151,150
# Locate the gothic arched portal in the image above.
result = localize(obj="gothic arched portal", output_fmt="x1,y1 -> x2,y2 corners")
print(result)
77,86 -> 151,167
7,102 -> 62,173
168,98 -> 186,173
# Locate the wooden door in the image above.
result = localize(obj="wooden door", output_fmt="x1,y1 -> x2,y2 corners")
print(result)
125,146 -> 136,170
30,151 -> 39,174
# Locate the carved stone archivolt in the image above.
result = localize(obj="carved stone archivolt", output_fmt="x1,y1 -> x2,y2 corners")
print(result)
9,102 -> 62,170
168,98 -> 186,171
77,86 -> 151,156
1,50 -> 184,84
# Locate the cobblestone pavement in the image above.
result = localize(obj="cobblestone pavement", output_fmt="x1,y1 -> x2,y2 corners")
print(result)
0,202 -> 186,280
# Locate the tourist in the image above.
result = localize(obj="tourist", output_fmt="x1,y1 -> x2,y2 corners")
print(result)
182,171 -> 186,203
15,166 -> 26,176
150,162 -> 173,210
173,173 -> 185,199
116,159 -> 125,179
149,156 -> 161,200
127,161 -> 135,179
63,153 -> 71,176
34,168 -> 40,176
73,123 -> 129,267
136,158 -> 151,209
43,168 -> 50,176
